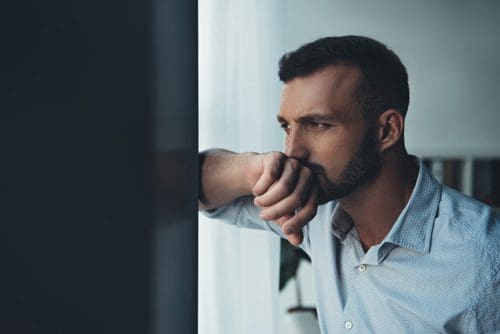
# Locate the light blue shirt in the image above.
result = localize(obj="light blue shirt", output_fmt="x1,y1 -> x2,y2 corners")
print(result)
205,159 -> 499,333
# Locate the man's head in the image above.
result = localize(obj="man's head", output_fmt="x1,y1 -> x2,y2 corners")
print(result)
279,35 -> 409,123
277,36 -> 409,201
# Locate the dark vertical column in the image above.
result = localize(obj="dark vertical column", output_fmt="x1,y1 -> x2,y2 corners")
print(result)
1,0 -> 197,333
151,0 -> 198,333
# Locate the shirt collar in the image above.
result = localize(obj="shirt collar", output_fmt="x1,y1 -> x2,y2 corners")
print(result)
382,157 -> 441,255
330,157 -> 442,258
329,204 -> 353,241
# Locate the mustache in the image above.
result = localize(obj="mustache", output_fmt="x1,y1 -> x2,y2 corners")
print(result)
296,159 -> 327,177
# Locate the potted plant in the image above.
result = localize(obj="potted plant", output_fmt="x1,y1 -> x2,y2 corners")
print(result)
280,240 -> 320,334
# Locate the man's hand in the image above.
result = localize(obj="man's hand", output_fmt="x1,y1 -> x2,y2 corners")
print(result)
246,152 -> 319,245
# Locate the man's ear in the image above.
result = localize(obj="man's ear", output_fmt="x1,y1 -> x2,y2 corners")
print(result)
377,109 -> 404,153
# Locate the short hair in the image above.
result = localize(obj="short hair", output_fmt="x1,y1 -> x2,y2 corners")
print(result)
278,35 -> 409,122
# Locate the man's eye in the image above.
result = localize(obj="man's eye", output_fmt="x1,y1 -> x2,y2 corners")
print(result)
279,123 -> 290,131
308,122 -> 330,130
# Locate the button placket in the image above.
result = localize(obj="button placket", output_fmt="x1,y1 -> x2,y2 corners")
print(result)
341,232 -> 369,333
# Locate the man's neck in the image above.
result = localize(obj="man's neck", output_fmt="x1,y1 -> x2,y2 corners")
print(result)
339,154 -> 418,252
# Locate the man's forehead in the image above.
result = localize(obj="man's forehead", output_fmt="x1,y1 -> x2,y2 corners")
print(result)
278,64 -> 362,120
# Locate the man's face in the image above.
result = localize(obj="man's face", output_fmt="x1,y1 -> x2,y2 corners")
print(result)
278,64 -> 381,203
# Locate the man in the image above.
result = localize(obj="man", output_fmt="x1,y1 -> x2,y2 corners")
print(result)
199,36 -> 499,333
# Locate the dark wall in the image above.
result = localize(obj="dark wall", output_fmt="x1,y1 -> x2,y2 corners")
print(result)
1,1 -> 197,333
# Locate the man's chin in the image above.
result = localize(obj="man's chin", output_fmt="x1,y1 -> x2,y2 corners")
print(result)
316,179 -> 356,204
317,186 -> 344,204
316,178 -> 336,204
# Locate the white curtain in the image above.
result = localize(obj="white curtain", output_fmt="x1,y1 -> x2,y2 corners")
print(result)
198,1 -> 286,333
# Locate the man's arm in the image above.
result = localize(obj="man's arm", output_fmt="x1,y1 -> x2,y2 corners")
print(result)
199,148 -> 319,245
198,149 -> 259,210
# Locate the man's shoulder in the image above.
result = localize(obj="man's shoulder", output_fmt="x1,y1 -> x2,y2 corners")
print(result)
436,185 -> 499,267
438,185 -> 499,230
440,185 -> 498,217
414,186 -> 499,318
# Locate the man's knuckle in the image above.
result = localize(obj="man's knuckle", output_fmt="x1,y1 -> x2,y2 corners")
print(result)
275,183 -> 290,197
271,151 -> 285,162
267,169 -> 277,180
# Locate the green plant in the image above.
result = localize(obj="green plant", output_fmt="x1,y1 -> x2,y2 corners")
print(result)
279,239 -> 311,291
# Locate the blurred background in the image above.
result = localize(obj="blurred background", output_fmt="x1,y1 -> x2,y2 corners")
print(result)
198,1 -> 500,333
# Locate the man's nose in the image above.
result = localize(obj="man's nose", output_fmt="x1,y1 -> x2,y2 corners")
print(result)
285,129 -> 309,160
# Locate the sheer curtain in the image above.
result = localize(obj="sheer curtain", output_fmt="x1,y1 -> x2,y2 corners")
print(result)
198,1 -> 286,333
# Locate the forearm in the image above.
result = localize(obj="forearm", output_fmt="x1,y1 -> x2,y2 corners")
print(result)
199,149 -> 320,245
199,149 -> 259,210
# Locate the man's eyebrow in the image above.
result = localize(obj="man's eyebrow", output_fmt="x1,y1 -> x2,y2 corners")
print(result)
277,115 -> 286,123
298,114 -> 337,123
277,112 -> 337,123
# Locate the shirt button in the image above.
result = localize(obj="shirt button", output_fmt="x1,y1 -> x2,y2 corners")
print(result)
358,264 -> 367,272
344,321 -> 353,329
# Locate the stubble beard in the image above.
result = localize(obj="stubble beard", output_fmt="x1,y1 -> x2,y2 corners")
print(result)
317,126 -> 381,203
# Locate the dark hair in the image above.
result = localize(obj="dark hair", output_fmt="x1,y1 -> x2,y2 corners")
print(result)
278,35 -> 409,121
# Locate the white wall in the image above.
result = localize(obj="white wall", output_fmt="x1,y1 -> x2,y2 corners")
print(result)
285,0 -> 500,157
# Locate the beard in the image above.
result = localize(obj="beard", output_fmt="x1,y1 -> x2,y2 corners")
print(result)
315,126 -> 381,203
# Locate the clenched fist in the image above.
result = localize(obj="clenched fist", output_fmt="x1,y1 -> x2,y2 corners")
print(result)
246,152 -> 319,245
